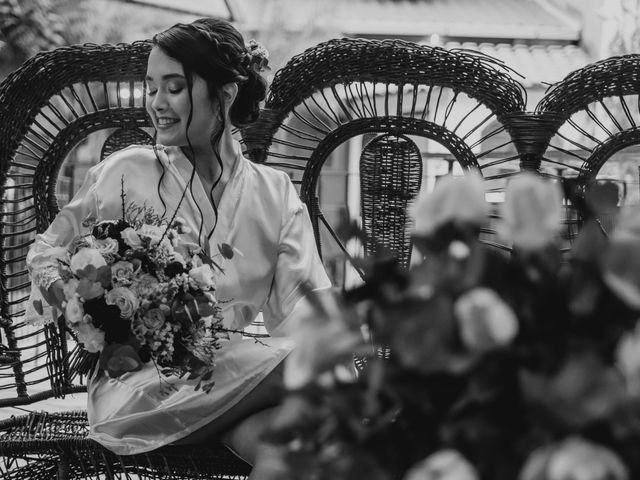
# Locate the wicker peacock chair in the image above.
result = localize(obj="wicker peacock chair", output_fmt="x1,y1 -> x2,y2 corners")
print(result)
532,54 -> 640,237
0,41 -> 251,480
242,38 -> 527,282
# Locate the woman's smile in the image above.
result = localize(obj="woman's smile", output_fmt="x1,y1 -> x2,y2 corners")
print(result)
156,117 -> 180,129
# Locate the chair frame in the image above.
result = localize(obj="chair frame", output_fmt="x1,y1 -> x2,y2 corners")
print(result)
2,37 -> 640,480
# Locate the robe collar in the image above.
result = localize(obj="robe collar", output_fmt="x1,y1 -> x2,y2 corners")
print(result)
158,140 -> 246,254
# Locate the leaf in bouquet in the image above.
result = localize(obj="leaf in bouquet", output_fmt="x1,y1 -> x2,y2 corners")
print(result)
99,343 -> 143,378
202,381 -> 216,394
164,261 -> 185,277
198,250 -> 225,274
96,265 -> 112,288
76,278 -> 105,300
218,243 -> 234,259
32,299 -> 44,315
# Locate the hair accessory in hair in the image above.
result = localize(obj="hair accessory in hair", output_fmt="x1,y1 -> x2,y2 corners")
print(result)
245,39 -> 270,73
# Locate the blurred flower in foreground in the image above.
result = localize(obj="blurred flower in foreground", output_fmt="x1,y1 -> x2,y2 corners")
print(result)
519,437 -> 628,480
600,207 -> 640,310
500,173 -> 563,251
284,288 -> 364,390
411,171 -> 488,238
404,450 -> 479,480
616,321 -> 640,395
454,287 -> 518,353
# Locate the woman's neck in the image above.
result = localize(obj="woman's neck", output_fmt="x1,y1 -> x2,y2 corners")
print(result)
182,129 -> 237,184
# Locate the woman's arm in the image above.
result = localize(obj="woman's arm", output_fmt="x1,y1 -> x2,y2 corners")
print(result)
262,178 -> 331,337
25,165 -> 101,324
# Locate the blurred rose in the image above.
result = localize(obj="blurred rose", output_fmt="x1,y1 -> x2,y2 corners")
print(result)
601,207 -> 640,310
105,287 -> 139,319
616,322 -> 640,395
500,172 -> 563,251
404,450 -> 478,480
120,227 -> 142,248
111,261 -> 134,285
75,321 -> 106,353
64,295 -> 84,325
137,224 -> 164,244
70,248 -> 106,274
519,437 -> 628,480
454,287 -> 518,352
62,278 -> 80,301
93,237 -> 118,257
189,265 -> 216,290
411,171 -> 488,237
142,307 -> 165,331
133,273 -> 160,298
284,290 -> 364,390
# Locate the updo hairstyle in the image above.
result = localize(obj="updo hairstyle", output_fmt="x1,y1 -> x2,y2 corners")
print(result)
152,17 -> 267,127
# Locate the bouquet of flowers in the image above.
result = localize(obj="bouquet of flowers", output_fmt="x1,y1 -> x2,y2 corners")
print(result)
254,172 -> 640,480
54,201 -> 234,393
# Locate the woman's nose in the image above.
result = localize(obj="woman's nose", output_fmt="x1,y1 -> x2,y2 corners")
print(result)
151,91 -> 167,111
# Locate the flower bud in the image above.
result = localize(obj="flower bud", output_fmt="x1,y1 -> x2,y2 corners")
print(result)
454,287 -> 518,352
500,173 -> 563,251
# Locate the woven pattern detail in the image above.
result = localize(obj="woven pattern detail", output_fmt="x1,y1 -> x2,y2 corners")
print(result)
101,127 -> 154,160
360,134 -> 422,268
536,54 -> 640,116
267,38 -> 526,115
241,37 -> 529,284
0,411 -> 250,479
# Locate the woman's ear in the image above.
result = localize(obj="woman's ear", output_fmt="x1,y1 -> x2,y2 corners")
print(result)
221,82 -> 238,110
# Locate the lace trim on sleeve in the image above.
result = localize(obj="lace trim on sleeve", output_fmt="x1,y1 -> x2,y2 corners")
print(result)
31,264 -> 62,290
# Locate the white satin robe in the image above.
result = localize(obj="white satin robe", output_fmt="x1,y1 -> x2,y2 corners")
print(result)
25,141 -> 330,454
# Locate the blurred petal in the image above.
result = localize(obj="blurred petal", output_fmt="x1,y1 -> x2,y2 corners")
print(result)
411,171 -> 488,237
500,173 -> 563,251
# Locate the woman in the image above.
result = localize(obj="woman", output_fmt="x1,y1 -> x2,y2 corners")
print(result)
26,18 -> 330,471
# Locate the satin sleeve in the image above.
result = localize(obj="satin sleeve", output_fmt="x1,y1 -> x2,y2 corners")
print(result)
25,164 -> 101,324
262,194 -> 331,337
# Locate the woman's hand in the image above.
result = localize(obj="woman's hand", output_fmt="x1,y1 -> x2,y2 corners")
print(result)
40,279 -> 66,311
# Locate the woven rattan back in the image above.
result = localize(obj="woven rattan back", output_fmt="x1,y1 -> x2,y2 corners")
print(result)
533,55 -> 640,239
242,38 -> 526,284
0,42 -> 153,406
360,134 -> 423,268
101,126 -> 154,160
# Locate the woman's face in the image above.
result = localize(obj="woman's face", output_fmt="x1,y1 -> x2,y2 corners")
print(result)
145,47 -> 219,149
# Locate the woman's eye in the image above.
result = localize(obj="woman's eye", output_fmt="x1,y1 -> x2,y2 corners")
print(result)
168,87 -> 183,94
147,90 -> 157,96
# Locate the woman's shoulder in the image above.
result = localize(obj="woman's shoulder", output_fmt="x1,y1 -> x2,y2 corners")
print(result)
101,144 -> 160,165
244,158 -> 293,192
242,159 -> 303,218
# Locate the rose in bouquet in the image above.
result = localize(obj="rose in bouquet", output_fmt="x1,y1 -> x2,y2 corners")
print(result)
254,172 -> 640,480
55,203 -> 234,393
